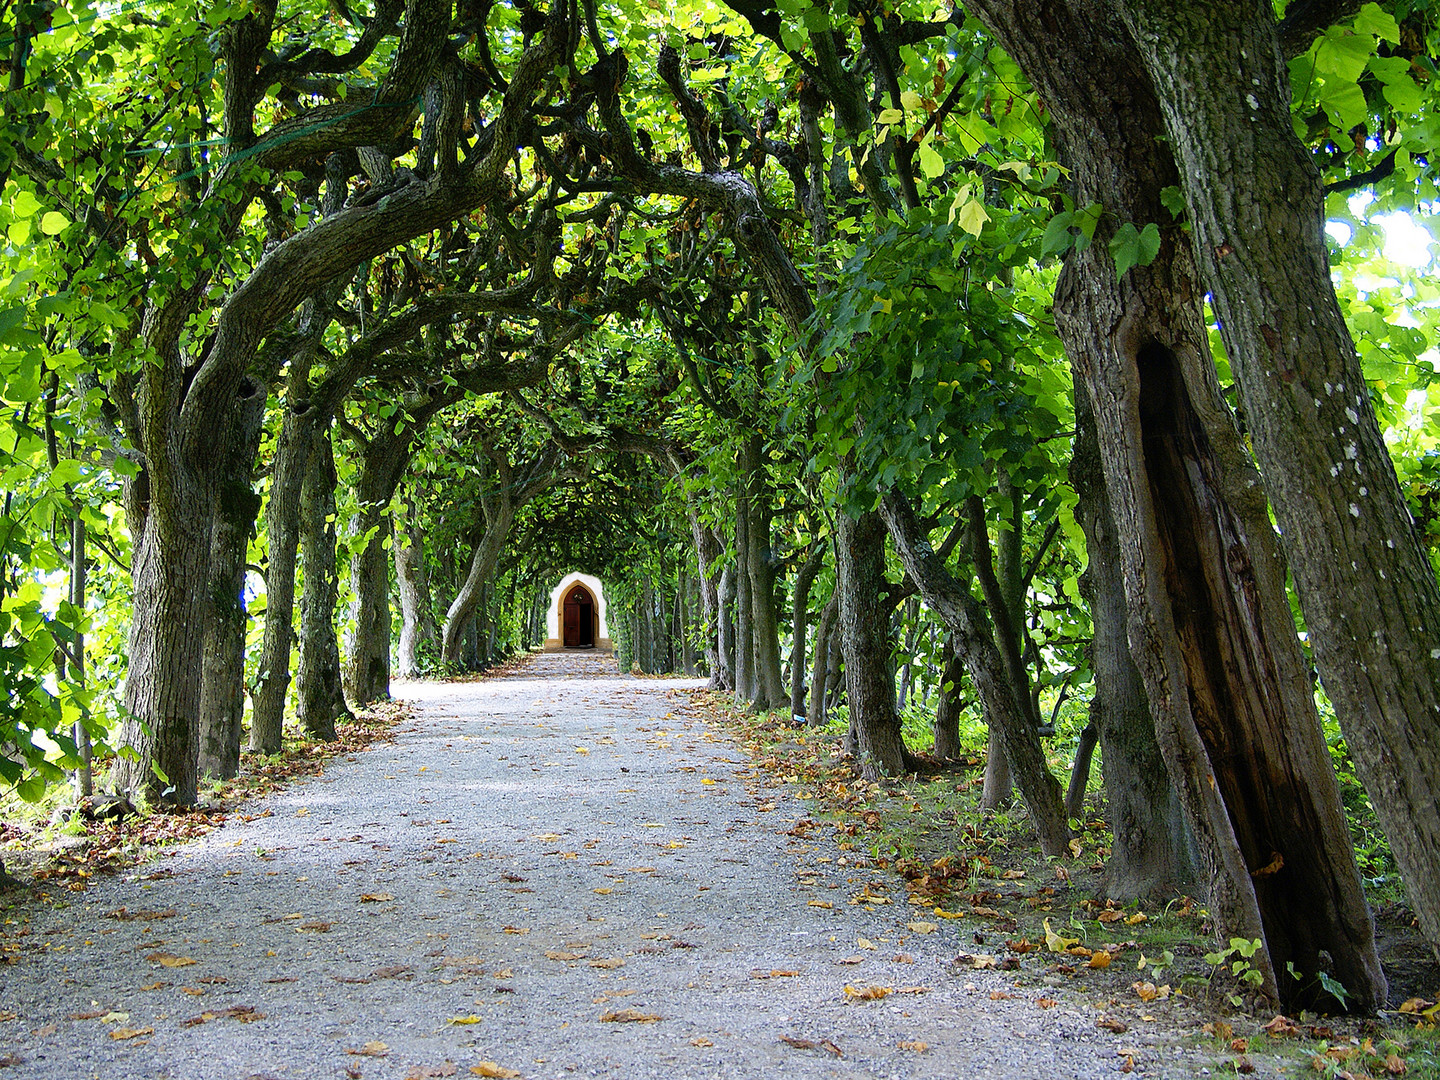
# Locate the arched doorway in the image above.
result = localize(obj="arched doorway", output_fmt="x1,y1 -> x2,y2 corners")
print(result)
562,584 -> 595,647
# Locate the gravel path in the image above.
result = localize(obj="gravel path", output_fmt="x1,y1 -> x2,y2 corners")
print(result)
1,652 -> 1261,1079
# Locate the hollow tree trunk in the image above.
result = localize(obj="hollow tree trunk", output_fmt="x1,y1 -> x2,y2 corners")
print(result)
1118,0 -> 1440,959
298,430 -> 349,738
1071,375 -> 1195,899
198,385 -> 264,776
834,509 -> 909,776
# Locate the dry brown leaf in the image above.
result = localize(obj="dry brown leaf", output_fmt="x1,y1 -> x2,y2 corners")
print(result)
1097,1018 -> 1127,1034
545,950 -> 585,961
593,887 -> 613,895
1097,910 -> 1125,923
347,1041 -> 390,1057
30,1024 -> 56,1038
108,1027 -> 154,1041
68,1011 -> 106,1020
1202,1021 -> 1233,1041
1263,1014 -> 1300,1039
1235,1056 -> 1255,1074
1400,998 -> 1436,1014
588,957 -> 624,969
689,1036 -> 714,1047
898,1040 -> 929,1052
836,955 -> 864,965
360,893 -> 395,903
1385,1053 -> 1408,1075
180,987 -> 205,996
906,921 -> 938,934
145,952 -> 196,968
470,1062 -> 521,1078
1131,981 -> 1161,1002
991,991 -> 1014,1001
807,900 -> 833,909
139,981 -> 170,991
1008,938 -> 1038,954
1036,997 -> 1058,1009
1087,951 -> 1113,969
1230,1038 -> 1249,1053
502,926 -> 529,935
599,1009 -> 661,1023
297,921 -> 332,933
779,1036 -> 841,1057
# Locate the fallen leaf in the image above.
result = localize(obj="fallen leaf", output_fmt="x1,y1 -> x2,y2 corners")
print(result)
360,893 -> 395,903
545,950 -> 586,961
1097,1018 -> 1128,1034
1008,938 -> 1038,954
1385,1052 -> 1408,1075
1036,997 -> 1058,1009
837,955 -> 864,965
1097,910 -> 1125,923
1235,1056 -> 1255,1074
98,1011 -> 129,1024
1042,918 -> 1079,953
593,887 -> 613,895
502,926 -> 529,935
599,1009 -> 660,1023
1125,913 -> 1147,925
1087,951 -> 1113,969
807,900 -> 833,909
469,1063 -> 521,1079
30,1024 -> 56,1038
1001,869 -> 1026,880
1202,1021 -> 1233,1041
146,952 -> 197,968
180,987 -> 205,996
109,1027 -> 154,1041
780,1036 -> 842,1057
898,1040 -> 929,1052
843,984 -> 890,1001
689,1036 -> 714,1047
750,969 -> 800,979
347,1041 -> 390,1057
857,936 -> 876,950
68,1011 -> 106,1020
991,991 -> 1014,1001
448,1015 -> 484,1025
1400,998 -> 1436,1014
932,907 -> 964,919
906,921 -> 938,935
139,982 -> 170,991
588,957 -> 624,969
1263,1014 -> 1300,1039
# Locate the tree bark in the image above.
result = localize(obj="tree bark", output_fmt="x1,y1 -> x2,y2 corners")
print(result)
808,593 -> 838,728
733,495 -> 755,703
932,640 -> 967,762
342,430 -> 410,706
298,429 -> 349,738
198,381 -> 264,777
962,0 -> 1385,1008
394,482 -> 439,677
717,549 -> 737,691
741,434 -> 786,709
834,509 -> 909,777
1117,0 -> 1440,958
789,542 -> 827,722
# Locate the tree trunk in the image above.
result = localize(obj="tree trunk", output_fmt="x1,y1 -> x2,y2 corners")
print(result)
441,504 -> 516,665
834,509 -> 908,776
932,640 -> 966,762
679,575 -> 697,674
962,0 -> 1385,1009
881,493 -> 1072,858
1072,374 -> 1195,899
808,594 -> 838,728
717,553 -> 737,691
198,385 -> 264,776
733,496 -> 755,703
980,726 -> 1012,811
342,433 -> 409,706
249,408 -> 314,753
741,435 -> 786,709
394,483 -> 439,677
1065,722 -> 1099,822
1118,0 -> 1440,960
896,596 -> 919,713
298,430 -> 349,738
788,543 -> 827,723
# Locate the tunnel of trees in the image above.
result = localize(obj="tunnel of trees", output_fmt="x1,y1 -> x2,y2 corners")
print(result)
2,0 -> 1439,1013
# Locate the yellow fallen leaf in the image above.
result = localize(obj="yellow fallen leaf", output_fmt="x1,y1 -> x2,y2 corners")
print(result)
906,921 -> 938,934
857,936 -> 877,950
898,1040 -> 929,1052
1001,869 -> 1026,880
1125,913 -> 1147,925
448,1015 -> 484,1025
535,834 -> 562,841
545,951 -> 586,961
470,1063 -> 521,1078
348,1041 -> 389,1057
701,779 -> 716,785
808,900 -> 833,909
360,893 -> 395,903
599,1009 -> 661,1023
1043,919 -> 1080,953
98,1012 -> 130,1024
932,907 -> 964,919
109,1027 -> 154,1040
1088,951 -> 1113,969
690,1036 -> 714,1047
502,926 -> 529,935
575,747 -> 590,755
180,986 -> 205,995
593,887 -> 613,895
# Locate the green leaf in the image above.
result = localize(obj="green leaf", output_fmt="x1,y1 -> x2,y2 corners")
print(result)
15,775 -> 46,802
1319,80 -> 1369,131
1041,211 -> 1075,257
1160,186 -> 1187,219
1108,222 -> 1162,280
40,211 -> 70,235
917,139 -> 945,180
954,198 -> 990,238
12,191 -> 41,218
1353,2 -> 1400,43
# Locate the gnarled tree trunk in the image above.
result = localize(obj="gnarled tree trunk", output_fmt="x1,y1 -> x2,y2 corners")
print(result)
298,429 -> 349,738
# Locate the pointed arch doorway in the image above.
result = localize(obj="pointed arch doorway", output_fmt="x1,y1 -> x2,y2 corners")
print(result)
562,583 -> 595,647
543,573 -> 613,652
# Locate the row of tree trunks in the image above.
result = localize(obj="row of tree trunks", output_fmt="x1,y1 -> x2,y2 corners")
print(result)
296,432 -> 349,737
739,435 -> 787,709
807,594 -> 839,728
963,0 -> 1385,1010
395,482 -> 441,677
